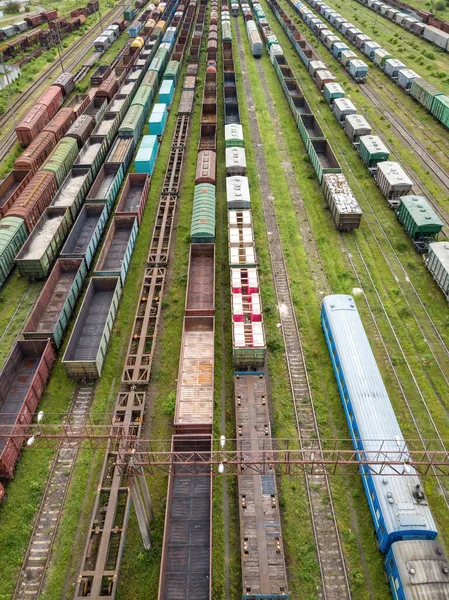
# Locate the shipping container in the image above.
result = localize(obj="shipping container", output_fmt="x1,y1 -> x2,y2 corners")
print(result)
15,207 -> 71,280
115,173 -> 150,225
39,137 -> 79,187
86,164 -> 124,212
148,103 -> 168,136
0,217 -> 28,288
0,171 -> 32,218
60,203 -> 108,268
425,242 -> 449,301
174,316 -> 214,433
63,277 -> 122,379
8,171 -> 58,234
23,258 -> 87,348
0,340 -> 55,479
50,168 -> 92,222
158,79 -> 175,106
185,244 -> 215,316
135,135 -> 159,175
93,216 -> 138,285
397,195 -> 443,252
322,173 -> 362,231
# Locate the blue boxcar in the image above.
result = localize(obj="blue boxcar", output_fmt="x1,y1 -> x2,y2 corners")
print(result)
158,80 -> 174,106
148,104 -> 168,136
135,135 -> 159,175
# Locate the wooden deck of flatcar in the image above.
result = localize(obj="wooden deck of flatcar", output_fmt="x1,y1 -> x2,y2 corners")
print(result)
234,374 -> 289,598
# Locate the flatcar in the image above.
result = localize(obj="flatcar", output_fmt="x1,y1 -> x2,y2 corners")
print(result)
322,294 -> 447,599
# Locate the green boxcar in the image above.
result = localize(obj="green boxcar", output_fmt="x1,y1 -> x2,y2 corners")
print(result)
358,135 -> 390,169
39,137 -> 79,188
191,184 -> 216,243
164,60 -> 180,85
308,138 -> 341,184
155,47 -> 169,69
431,94 -> 449,128
149,57 -> 164,82
397,195 -> 443,252
410,78 -> 443,112
15,207 -> 72,280
141,69 -> 158,89
131,84 -> 154,115
119,104 -> 146,146
63,276 -> 122,379
0,216 -> 27,288
123,6 -> 136,20
22,258 -> 87,349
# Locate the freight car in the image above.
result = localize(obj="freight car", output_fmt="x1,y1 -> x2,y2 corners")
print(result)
396,195 -> 443,252
425,242 -> 449,301
321,294 -> 449,599
297,0 -> 449,130
0,340 -> 55,479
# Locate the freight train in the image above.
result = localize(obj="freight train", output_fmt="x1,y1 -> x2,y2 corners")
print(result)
295,0 -> 449,130
0,0 -> 190,504
321,294 -> 449,600
266,0 -> 445,251
248,0 -> 364,230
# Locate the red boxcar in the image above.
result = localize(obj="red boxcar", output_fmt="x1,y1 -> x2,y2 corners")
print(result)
0,170 -> 32,218
14,131 -> 56,174
7,171 -> 58,233
41,9 -> 58,21
0,340 -> 55,480
36,85 -> 64,121
43,107 -> 75,142
25,13 -> 43,27
16,104 -> 50,146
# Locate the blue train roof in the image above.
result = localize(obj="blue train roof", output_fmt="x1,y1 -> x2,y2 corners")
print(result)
322,294 -> 437,539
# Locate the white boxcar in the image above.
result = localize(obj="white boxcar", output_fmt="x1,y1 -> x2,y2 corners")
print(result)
344,114 -> 372,144
425,242 -> 449,300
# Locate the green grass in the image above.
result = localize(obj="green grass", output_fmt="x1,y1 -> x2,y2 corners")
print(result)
309,0 -> 449,91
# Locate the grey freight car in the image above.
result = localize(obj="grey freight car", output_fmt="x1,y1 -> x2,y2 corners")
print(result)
425,242 -> 449,301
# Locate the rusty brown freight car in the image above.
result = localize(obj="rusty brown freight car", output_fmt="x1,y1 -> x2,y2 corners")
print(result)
43,108 -> 76,142
95,76 -> 119,102
16,104 -> 50,146
36,85 -> 64,121
195,150 -> 216,186
185,244 -> 215,316
0,340 -> 55,479
66,94 -> 90,118
174,316 -> 214,434
0,171 -> 32,218
115,173 -> 150,226
7,171 -> 58,233
14,131 -> 56,174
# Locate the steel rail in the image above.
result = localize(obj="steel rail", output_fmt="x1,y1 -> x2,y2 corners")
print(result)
234,16 -> 351,600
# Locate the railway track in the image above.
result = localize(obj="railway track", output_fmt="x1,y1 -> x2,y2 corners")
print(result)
13,385 -> 95,600
234,19 -> 352,600
0,2 -> 126,162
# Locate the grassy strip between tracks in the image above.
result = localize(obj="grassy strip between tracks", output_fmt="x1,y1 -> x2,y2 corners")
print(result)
278,0 -> 449,208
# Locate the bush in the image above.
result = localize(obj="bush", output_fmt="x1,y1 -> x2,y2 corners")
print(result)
162,390 -> 176,417
3,1 -> 20,13
435,0 -> 445,10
